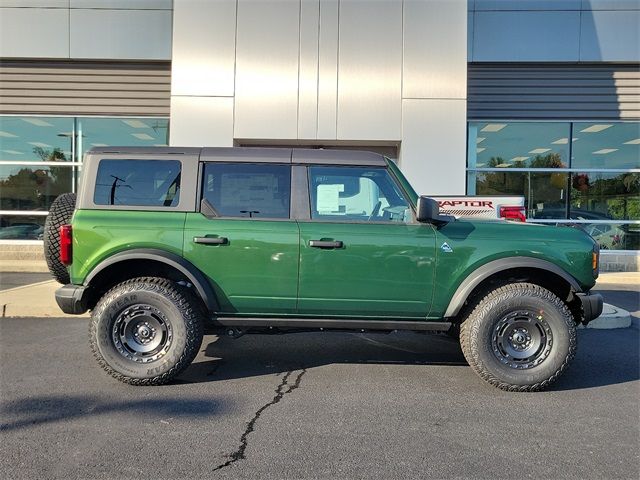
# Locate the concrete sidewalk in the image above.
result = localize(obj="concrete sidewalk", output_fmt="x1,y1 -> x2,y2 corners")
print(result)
0,280 -> 89,318
1,273 -> 636,327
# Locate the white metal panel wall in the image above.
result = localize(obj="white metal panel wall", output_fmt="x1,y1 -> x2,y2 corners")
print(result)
169,0 -> 468,195
580,10 -> 640,61
402,99 -> 467,195
337,0 -> 402,141
170,96 -> 234,147
399,0 -> 467,195
404,0 -> 467,99
70,9 -> 172,60
470,0 -> 640,62
69,0 -> 172,8
0,2 -> 172,60
0,8 -> 69,58
317,0 -> 339,140
0,1 -> 68,6
298,0 -> 320,140
171,0 -> 236,97
473,11 -> 581,61
234,0 -> 300,139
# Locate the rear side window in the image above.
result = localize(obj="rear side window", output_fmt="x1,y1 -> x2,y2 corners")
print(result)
202,163 -> 291,219
94,159 -> 181,207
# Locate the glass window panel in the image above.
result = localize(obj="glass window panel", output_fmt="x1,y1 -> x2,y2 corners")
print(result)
579,223 -> 640,251
571,172 -> 640,221
468,122 -> 571,169
0,116 -> 74,162
0,164 -> 74,211
202,163 -> 291,219
572,122 -> 640,169
79,118 -> 169,157
94,159 -> 181,207
470,171 -> 569,219
0,214 -> 46,240
309,166 -> 411,223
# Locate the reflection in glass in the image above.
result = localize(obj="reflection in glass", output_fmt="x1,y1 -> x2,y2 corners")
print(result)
571,172 -> 640,221
79,118 -> 169,157
0,165 -> 73,211
0,215 -> 46,240
576,223 -> 640,251
468,122 -> 570,169
0,117 -> 74,162
572,123 -> 640,169
470,171 -> 569,219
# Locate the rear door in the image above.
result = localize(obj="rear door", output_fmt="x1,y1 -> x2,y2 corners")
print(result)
183,161 -> 299,314
296,165 -> 437,318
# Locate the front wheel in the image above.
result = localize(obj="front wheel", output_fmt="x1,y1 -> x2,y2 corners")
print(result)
460,283 -> 577,392
89,277 -> 204,385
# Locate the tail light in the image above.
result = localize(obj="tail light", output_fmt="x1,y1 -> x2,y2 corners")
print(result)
592,244 -> 600,278
60,224 -> 72,266
499,205 -> 526,222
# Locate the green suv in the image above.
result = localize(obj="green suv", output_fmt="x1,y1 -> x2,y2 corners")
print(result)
46,147 -> 603,391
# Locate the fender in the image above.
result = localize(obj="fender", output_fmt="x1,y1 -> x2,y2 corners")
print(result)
84,248 -> 219,312
443,256 -> 582,318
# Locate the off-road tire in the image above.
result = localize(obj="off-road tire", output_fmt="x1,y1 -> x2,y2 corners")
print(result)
43,192 -> 76,284
89,277 -> 205,386
460,283 -> 577,392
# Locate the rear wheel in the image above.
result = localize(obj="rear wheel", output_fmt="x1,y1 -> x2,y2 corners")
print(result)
43,192 -> 76,284
460,283 -> 576,392
89,277 -> 204,385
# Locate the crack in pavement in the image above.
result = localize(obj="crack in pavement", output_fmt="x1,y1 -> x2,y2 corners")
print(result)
213,368 -> 307,472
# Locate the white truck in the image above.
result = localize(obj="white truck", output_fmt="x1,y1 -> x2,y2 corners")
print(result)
431,196 -> 526,222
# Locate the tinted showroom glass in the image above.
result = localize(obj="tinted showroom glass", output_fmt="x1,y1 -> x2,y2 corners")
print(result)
202,163 -> 291,219
94,159 -> 181,206
308,166 -> 410,223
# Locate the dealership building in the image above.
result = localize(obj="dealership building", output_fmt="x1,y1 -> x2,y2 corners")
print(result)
0,0 -> 638,270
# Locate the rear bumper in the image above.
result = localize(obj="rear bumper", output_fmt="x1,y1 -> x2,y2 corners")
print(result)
55,284 -> 89,315
578,292 -> 604,324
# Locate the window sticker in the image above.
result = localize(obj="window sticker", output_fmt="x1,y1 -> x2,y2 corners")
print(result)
316,184 -> 344,214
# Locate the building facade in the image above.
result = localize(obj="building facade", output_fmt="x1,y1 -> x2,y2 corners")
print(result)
0,0 -> 638,268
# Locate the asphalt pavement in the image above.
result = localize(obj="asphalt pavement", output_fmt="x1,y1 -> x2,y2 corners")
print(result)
1,316 -> 638,479
593,283 -> 639,326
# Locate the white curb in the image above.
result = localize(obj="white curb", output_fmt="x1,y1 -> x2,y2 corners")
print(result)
578,303 -> 632,330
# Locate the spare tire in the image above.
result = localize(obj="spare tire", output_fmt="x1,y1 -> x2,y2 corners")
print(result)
44,192 -> 76,284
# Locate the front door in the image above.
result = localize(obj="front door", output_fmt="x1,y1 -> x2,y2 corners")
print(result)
297,165 -> 436,318
183,162 -> 299,315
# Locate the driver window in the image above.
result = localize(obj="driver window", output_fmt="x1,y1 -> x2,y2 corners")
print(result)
308,166 -> 411,223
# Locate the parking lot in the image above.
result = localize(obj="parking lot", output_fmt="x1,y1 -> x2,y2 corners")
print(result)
1,315 -> 638,479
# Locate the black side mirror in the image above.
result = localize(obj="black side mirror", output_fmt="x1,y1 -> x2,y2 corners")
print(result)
416,196 -> 450,225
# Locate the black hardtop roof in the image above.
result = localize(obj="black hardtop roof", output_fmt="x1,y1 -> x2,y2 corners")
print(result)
85,146 -> 387,167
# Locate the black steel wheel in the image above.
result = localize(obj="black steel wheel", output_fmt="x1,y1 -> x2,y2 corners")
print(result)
491,310 -> 553,370
112,304 -> 173,363
90,277 -> 204,386
460,283 -> 577,392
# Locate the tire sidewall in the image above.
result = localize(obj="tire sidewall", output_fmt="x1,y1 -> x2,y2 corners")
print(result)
43,192 -> 76,284
93,284 -> 190,380
472,289 -> 574,387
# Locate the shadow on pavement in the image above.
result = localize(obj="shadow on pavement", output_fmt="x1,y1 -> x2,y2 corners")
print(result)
593,288 -> 639,315
179,329 -> 639,391
553,328 -> 639,391
0,395 -> 228,432
180,331 -> 470,384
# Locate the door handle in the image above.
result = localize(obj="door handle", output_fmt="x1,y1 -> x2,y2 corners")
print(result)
194,236 -> 228,245
309,240 -> 343,249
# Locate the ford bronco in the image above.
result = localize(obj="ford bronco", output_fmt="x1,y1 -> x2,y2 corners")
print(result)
45,147 -> 603,391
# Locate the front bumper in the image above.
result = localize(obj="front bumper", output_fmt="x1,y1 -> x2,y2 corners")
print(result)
578,292 -> 604,324
55,284 -> 89,315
